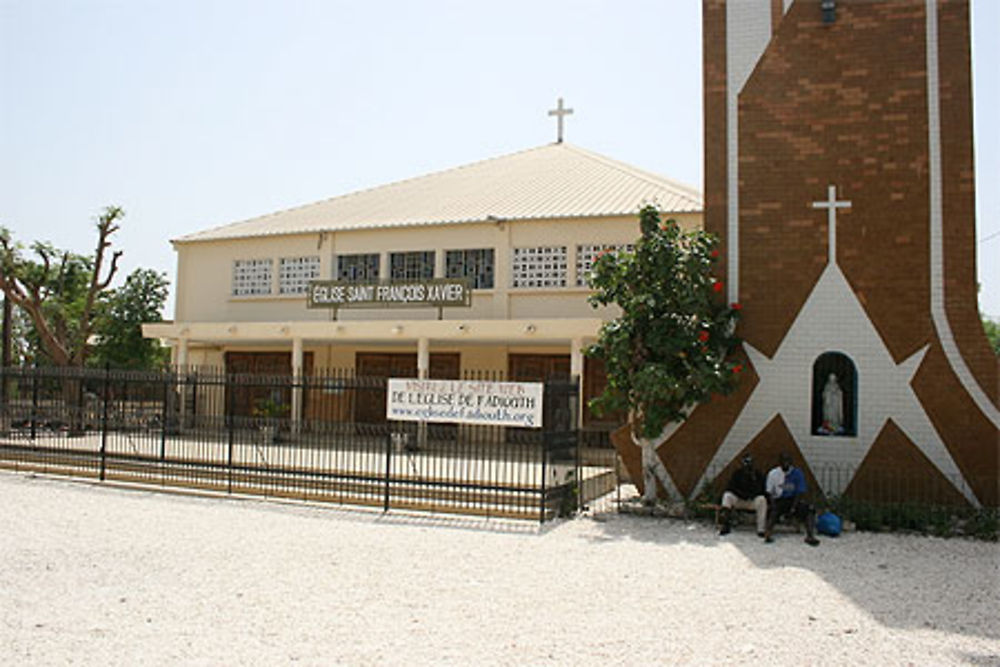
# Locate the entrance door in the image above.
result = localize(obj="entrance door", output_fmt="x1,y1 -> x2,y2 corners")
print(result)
225,352 -> 314,417
355,352 -> 460,425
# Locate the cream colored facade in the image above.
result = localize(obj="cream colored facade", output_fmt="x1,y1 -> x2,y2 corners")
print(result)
143,143 -> 703,429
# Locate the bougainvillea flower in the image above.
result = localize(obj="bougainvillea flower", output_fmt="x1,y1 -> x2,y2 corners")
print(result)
713,281 -> 724,293
698,330 -> 710,343
731,302 -> 743,311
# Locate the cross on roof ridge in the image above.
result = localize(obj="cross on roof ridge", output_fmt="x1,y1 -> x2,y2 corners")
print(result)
547,97 -> 573,143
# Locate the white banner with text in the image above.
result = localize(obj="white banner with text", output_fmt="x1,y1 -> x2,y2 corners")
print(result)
386,378 -> 544,428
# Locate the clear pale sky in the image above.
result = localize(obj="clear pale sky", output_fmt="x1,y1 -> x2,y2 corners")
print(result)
1,1 -> 997,318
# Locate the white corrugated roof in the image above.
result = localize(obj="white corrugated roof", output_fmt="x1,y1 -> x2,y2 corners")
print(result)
174,142 -> 703,243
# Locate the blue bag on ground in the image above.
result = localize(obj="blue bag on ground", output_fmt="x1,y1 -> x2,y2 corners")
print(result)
816,511 -> 842,537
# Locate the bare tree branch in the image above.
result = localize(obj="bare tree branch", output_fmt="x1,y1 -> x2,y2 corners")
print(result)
0,206 -> 125,367
76,207 -> 125,364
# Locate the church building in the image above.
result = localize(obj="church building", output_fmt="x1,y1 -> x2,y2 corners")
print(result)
619,0 -> 998,508
143,138 -> 702,435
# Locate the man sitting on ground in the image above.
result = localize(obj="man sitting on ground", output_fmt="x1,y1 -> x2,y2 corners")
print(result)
764,453 -> 820,546
719,454 -> 767,537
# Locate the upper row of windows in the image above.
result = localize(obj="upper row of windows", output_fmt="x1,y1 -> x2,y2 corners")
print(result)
232,245 -> 632,297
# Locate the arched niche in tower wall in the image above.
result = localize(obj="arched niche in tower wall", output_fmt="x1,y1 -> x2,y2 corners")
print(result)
811,352 -> 857,437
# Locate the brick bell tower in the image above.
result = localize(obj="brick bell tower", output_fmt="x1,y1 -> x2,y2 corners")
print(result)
628,0 -> 998,507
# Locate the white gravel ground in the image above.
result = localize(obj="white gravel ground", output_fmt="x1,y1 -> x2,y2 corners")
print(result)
1,471 -> 998,666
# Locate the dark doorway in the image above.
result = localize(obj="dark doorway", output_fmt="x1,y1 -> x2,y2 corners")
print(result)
355,352 -> 460,425
225,351 -> 314,417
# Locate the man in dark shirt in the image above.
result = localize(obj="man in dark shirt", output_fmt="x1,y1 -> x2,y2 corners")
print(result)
719,454 -> 767,537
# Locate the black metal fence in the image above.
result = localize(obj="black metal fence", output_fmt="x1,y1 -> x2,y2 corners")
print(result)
0,365 -> 617,522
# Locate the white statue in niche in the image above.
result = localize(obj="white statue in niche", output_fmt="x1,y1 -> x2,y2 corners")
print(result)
819,373 -> 844,435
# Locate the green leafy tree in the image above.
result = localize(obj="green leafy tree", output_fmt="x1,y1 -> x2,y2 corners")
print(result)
983,316 -> 1000,357
586,205 -> 742,501
90,268 -> 170,370
0,207 -> 123,367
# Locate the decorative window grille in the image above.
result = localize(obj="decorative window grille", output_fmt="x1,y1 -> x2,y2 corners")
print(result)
336,253 -> 380,282
278,255 -> 320,294
390,251 -> 435,280
445,249 -> 494,289
576,244 -> 634,286
511,246 -> 567,288
232,258 -> 273,296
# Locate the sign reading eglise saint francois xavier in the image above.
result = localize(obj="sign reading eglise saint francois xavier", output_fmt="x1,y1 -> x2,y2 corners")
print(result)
307,279 -> 472,309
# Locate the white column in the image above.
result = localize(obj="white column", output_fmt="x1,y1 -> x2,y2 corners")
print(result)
570,337 -> 585,430
493,222 -> 510,318
417,337 -> 430,379
291,337 -> 304,433
175,338 -> 189,369
176,338 -> 190,427
416,337 -> 429,448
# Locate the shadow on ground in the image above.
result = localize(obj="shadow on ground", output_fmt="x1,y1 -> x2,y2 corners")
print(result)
580,501 -> 1000,646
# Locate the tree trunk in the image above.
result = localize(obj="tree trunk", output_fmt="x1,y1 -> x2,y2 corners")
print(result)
639,436 -> 661,503
631,417 -> 684,504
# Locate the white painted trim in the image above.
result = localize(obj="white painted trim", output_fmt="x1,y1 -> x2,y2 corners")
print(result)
725,0 -> 773,306
143,317 -> 605,345
925,0 -> 1000,429
727,93 -> 740,305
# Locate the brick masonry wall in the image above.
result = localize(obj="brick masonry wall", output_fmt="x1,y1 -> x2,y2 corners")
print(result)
642,0 -> 998,505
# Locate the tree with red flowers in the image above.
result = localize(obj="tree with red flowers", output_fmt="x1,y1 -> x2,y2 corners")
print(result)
586,205 -> 742,501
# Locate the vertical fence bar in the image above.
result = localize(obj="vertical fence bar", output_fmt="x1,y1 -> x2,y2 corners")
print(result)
190,369 -> 198,429
75,371 -> 84,438
575,422 -> 581,514
615,453 -> 622,509
30,364 -> 39,442
539,436 -> 547,524
226,370 -> 235,494
383,430 -> 393,513
100,364 -> 110,481
159,368 -> 169,460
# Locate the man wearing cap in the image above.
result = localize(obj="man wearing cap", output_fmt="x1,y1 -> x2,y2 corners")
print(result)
719,454 -> 767,537
764,452 -> 820,546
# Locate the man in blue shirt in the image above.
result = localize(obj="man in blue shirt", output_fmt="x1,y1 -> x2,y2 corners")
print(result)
764,452 -> 820,546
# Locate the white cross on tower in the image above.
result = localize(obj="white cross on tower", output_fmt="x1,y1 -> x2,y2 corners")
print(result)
548,97 -> 573,143
812,185 -> 852,265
